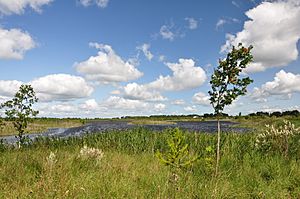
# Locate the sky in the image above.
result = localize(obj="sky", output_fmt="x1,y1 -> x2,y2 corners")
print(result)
0,0 -> 299,118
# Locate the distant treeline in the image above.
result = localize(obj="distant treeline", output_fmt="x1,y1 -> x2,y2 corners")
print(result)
248,110 -> 300,117
123,110 -> 300,119
0,110 -> 299,121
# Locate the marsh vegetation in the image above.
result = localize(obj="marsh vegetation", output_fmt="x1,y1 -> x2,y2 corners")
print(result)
0,117 -> 300,198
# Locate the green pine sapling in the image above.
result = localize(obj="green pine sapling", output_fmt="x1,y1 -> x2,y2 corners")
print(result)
156,128 -> 198,196
1,85 -> 39,147
208,43 -> 253,175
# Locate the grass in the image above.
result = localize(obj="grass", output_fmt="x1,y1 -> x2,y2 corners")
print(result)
0,119 -> 84,136
127,120 -> 177,125
1,121 -> 300,198
233,116 -> 300,129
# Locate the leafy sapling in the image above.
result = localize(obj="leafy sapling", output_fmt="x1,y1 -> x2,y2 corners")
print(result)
1,85 -> 39,148
0,118 -> 4,131
208,43 -> 253,175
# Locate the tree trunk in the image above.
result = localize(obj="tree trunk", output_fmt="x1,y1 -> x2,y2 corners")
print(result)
215,117 -> 221,176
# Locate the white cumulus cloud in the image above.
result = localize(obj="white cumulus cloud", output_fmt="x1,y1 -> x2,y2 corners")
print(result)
148,59 -> 207,91
30,74 -> 94,102
171,99 -> 185,105
75,43 -> 143,84
154,103 -> 166,112
121,59 -> 206,101
0,28 -> 36,60
123,83 -> 167,101
192,92 -> 210,106
251,70 -> 300,101
184,105 -> 198,112
0,0 -> 52,15
0,80 -> 23,97
221,0 -> 300,73
80,99 -> 99,110
104,96 -> 148,110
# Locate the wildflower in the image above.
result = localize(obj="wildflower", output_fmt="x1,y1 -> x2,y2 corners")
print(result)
46,151 -> 57,166
255,120 -> 300,156
78,145 -> 104,162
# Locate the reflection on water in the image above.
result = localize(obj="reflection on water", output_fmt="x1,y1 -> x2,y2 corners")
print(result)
1,121 -> 250,144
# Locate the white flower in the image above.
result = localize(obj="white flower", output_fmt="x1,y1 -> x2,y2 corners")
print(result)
79,145 -> 104,162
46,151 -> 57,166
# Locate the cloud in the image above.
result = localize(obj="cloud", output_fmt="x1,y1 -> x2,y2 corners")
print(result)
0,0 -> 52,15
158,20 -> 186,41
0,28 -> 36,60
104,96 -> 148,110
216,17 -> 239,30
184,105 -> 198,112
171,99 -> 185,105
232,1 -> 240,7
30,74 -> 94,102
154,103 -> 166,112
37,96 -> 169,118
251,70 -> 300,101
121,58 -> 206,101
148,59 -> 206,91
137,43 -> 153,61
123,83 -> 167,101
221,0 -> 300,73
158,55 -> 166,62
80,99 -> 99,110
160,24 -> 175,41
0,74 -> 93,103
0,80 -> 22,97
192,92 -> 210,106
75,43 -> 143,84
185,17 -> 198,30
216,19 -> 226,29
79,0 -> 109,8
110,90 -> 121,95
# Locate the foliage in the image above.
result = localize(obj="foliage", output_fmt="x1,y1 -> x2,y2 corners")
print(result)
208,43 -> 253,114
78,145 -> 104,164
1,85 -> 39,147
208,43 -> 253,175
255,120 -> 300,157
156,128 -> 198,197
204,145 -> 215,171
0,118 -> 4,131
156,128 -> 198,170
1,127 -> 300,198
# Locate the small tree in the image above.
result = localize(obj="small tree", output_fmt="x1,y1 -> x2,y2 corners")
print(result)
1,84 -> 38,147
0,117 -> 4,131
156,128 -> 198,197
208,43 -> 253,175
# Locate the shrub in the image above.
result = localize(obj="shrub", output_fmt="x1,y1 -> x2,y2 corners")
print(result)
255,120 -> 300,157
78,145 -> 104,162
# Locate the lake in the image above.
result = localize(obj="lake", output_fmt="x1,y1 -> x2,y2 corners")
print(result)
1,120 -> 250,144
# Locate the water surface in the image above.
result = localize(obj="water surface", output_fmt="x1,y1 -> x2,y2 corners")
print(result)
1,120 -> 249,144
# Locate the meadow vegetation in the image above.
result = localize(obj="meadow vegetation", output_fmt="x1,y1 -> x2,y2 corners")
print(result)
0,118 -> 85,136
0,121 -> 300,198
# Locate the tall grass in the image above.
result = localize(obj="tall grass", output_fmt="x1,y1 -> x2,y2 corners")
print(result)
0,127 -> 300,198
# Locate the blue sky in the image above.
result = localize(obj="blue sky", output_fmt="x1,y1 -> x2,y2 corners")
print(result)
0,0 -> 299,118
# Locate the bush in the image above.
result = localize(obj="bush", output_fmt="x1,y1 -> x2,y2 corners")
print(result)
255,120 -> 300,157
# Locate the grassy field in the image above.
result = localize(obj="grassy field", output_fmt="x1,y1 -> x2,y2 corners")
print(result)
0,119 -> 84,136
1,120 -> 300,198
233,116 -> 300,129
127,120 -> 177,125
